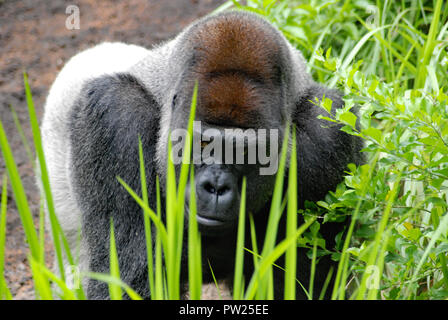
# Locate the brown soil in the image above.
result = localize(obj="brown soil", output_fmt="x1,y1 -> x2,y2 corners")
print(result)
0,0 -> 227,300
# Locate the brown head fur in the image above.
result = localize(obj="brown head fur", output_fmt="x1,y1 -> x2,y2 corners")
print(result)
189,13 -> 284,126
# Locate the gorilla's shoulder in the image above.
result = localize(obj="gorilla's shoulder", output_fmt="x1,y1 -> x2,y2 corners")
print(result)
83,73 -> 156,110
69,72 -> 161,157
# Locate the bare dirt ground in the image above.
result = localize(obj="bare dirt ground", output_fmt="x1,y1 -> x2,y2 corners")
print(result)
0,0 -> 228,299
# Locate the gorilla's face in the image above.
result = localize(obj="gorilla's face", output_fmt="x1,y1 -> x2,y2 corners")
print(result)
181,141 -> 281,235
183,130 -> 279,235
168,77 -> 287,235
162,23 -> 291,234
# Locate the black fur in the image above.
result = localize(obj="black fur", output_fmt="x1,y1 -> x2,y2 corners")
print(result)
70,74 -> 161,299
294,84 -> 363,204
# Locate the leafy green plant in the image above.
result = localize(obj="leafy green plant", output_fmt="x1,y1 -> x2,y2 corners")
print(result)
230,0 -> 448,299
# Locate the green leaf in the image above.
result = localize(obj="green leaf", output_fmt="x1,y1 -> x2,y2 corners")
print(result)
362,127 -> 383,143
338,111 -> 357,128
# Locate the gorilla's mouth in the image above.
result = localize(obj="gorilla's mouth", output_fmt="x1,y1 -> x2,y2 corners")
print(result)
196,214 -> 227,227
189,210 -> 237,234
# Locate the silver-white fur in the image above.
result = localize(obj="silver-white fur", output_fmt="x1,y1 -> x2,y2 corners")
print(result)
40,42 -> 150,286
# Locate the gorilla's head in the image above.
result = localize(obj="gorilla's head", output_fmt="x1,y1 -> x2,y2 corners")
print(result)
156,12 -> 298,234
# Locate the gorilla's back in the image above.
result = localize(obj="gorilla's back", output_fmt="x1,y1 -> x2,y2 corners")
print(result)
39,42 -> 150,279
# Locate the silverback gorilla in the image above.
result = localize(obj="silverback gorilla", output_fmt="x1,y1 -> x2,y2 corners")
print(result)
39,11 -> 363,299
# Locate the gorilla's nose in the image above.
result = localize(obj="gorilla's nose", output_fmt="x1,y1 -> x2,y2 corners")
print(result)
195,166 -> 238,226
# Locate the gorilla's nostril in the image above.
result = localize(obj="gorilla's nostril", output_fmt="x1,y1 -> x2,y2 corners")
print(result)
204,182 -> 216,194
203,182 -> 230,196
217,186 -> 230,196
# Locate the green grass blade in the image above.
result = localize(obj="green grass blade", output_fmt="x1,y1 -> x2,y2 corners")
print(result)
174,82 -> 198,299
9,105 -> 34,165
261,125 -> 290,253
233,177 -> 247,300
284,126 -> 297,300
244,216 -> 316,299
0,120 -> 40,260
243,246 -> 310,299
407,211 -> 448,296
117,177 -> 168,249
415,0 -> 443,88
208,260 -> 222,300
318,267 -> 334,300
165,130 -> 179,299
138,137 -> 155,297
29,256 -> 52,300
247,214 -> 263,300
308,239 -> 318,300
254,124 -> 290,298
154,177 -> 165,299
38,202 -> 45,264
108,219 -> 122,300
35,261 -> 77,300
332,152 -> 380,300
23,72 -> 67,280
329,24 -> 391,87
188,165 -> 202,300
0,175 -> 12,300
87,272 -> 142,300
355,171 -> 402,300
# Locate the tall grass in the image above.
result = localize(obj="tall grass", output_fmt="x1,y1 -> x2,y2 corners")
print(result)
0,175 -> 12,300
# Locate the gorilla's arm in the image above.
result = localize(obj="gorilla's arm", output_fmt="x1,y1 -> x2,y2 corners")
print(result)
69,73 -> 161,299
